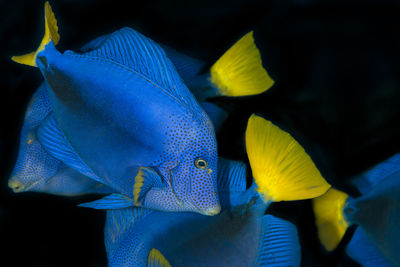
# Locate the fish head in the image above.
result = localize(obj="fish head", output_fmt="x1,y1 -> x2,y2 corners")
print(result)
8,131 -> 61,193
169,128 -> 220,216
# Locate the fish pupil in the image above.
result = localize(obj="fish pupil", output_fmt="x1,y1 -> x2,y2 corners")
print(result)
195,158 -> 208,169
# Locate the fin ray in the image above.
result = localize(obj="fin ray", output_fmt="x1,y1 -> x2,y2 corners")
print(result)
256,215 -> 301,267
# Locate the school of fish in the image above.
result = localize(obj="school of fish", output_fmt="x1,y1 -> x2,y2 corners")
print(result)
8,2 -> 400,266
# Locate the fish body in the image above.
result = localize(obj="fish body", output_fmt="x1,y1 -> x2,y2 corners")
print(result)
313,153 -> 400,266
14,4 -> 220,215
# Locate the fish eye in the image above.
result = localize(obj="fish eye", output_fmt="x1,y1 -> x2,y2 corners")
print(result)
195,158 -> 208,169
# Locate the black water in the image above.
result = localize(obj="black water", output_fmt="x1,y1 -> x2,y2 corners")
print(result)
1,0 -> 400,266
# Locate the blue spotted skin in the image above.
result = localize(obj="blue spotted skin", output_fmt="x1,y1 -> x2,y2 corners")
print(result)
105,159 -> 301,267
36,27 -> 220,214
344,154 -> 400,266
8,83 -> 113,196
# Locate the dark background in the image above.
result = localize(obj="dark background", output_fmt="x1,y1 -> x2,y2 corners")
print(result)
1,0 -> 400,266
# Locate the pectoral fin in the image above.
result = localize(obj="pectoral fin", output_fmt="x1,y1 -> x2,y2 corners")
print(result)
133,167 -> 165,206
78,193 -> 134,210
148,249 -> 171,267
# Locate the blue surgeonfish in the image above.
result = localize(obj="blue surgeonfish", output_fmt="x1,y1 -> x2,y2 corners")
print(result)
313,153 -> 400,266
12,2 -> 273,215
98,114 -> 330,266
8,83 -> 113,196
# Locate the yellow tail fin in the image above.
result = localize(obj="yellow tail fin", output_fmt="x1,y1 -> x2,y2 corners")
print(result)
11,2 -> 59,67
148,248 -> 171,267
245,114 -> 330,202
312,188 -> 349,251
209,31 -> 274,97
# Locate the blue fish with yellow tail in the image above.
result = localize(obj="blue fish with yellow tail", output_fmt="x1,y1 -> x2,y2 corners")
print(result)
101,114 -> 330,267
12,2 -> 222,215
8,35 -> 229,197
313,153 -> 400,266
8,83 -> 113,196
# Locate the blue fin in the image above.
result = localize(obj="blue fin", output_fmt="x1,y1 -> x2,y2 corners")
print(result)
346,228 -> 395,267
201,102 -> 228,133
352,153 -> 400,194
133,167 -> 165,205
217,158 -> 247,192
256,215 -> 301,267
78,193 -> 134,209
36,113 -> 103,183
161,44 -> 205,80
104,207 -> 151,256
67,27 -> 207,125
80,34 -> 110,52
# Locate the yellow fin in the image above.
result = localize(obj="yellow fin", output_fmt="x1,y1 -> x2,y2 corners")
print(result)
312,188 -> 349,251
11,1 -> 59,67
148,248 -> 171,267
245,114 -> 331,202
209,31 -> 274,97
133,168 -> 145,205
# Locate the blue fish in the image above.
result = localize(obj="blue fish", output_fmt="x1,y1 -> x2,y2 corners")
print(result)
8,83 -> 113,196
12,2 -> 273,215
313,153 -> 400,266
99,114 -> 330,266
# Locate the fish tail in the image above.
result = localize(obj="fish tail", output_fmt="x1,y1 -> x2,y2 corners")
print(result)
312,188 -> 350,251
245,114 -> 331,203
11,1 -> 60,67
209,31 -> 274,97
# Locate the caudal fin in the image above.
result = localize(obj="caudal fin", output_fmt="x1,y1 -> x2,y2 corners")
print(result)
11,2 -> 59,67
210,31 -> 274,97
312,188 -> 349,251
245,114 -> 330,202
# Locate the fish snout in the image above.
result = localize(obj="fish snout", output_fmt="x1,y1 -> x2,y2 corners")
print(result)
8,179 -> 26,193
200,204 -> 221,216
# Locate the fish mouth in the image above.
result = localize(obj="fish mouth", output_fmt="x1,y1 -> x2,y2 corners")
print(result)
8,177 -> 42,193
191,200 -> 221,216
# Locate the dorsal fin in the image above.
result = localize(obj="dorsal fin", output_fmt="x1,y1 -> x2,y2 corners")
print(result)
67,27 -> 207,125
104,207 -> 151,257
256,215 -> 301,267
217,158 -> 247,192
161,44 -> 205,80
37,113 -> 102,183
